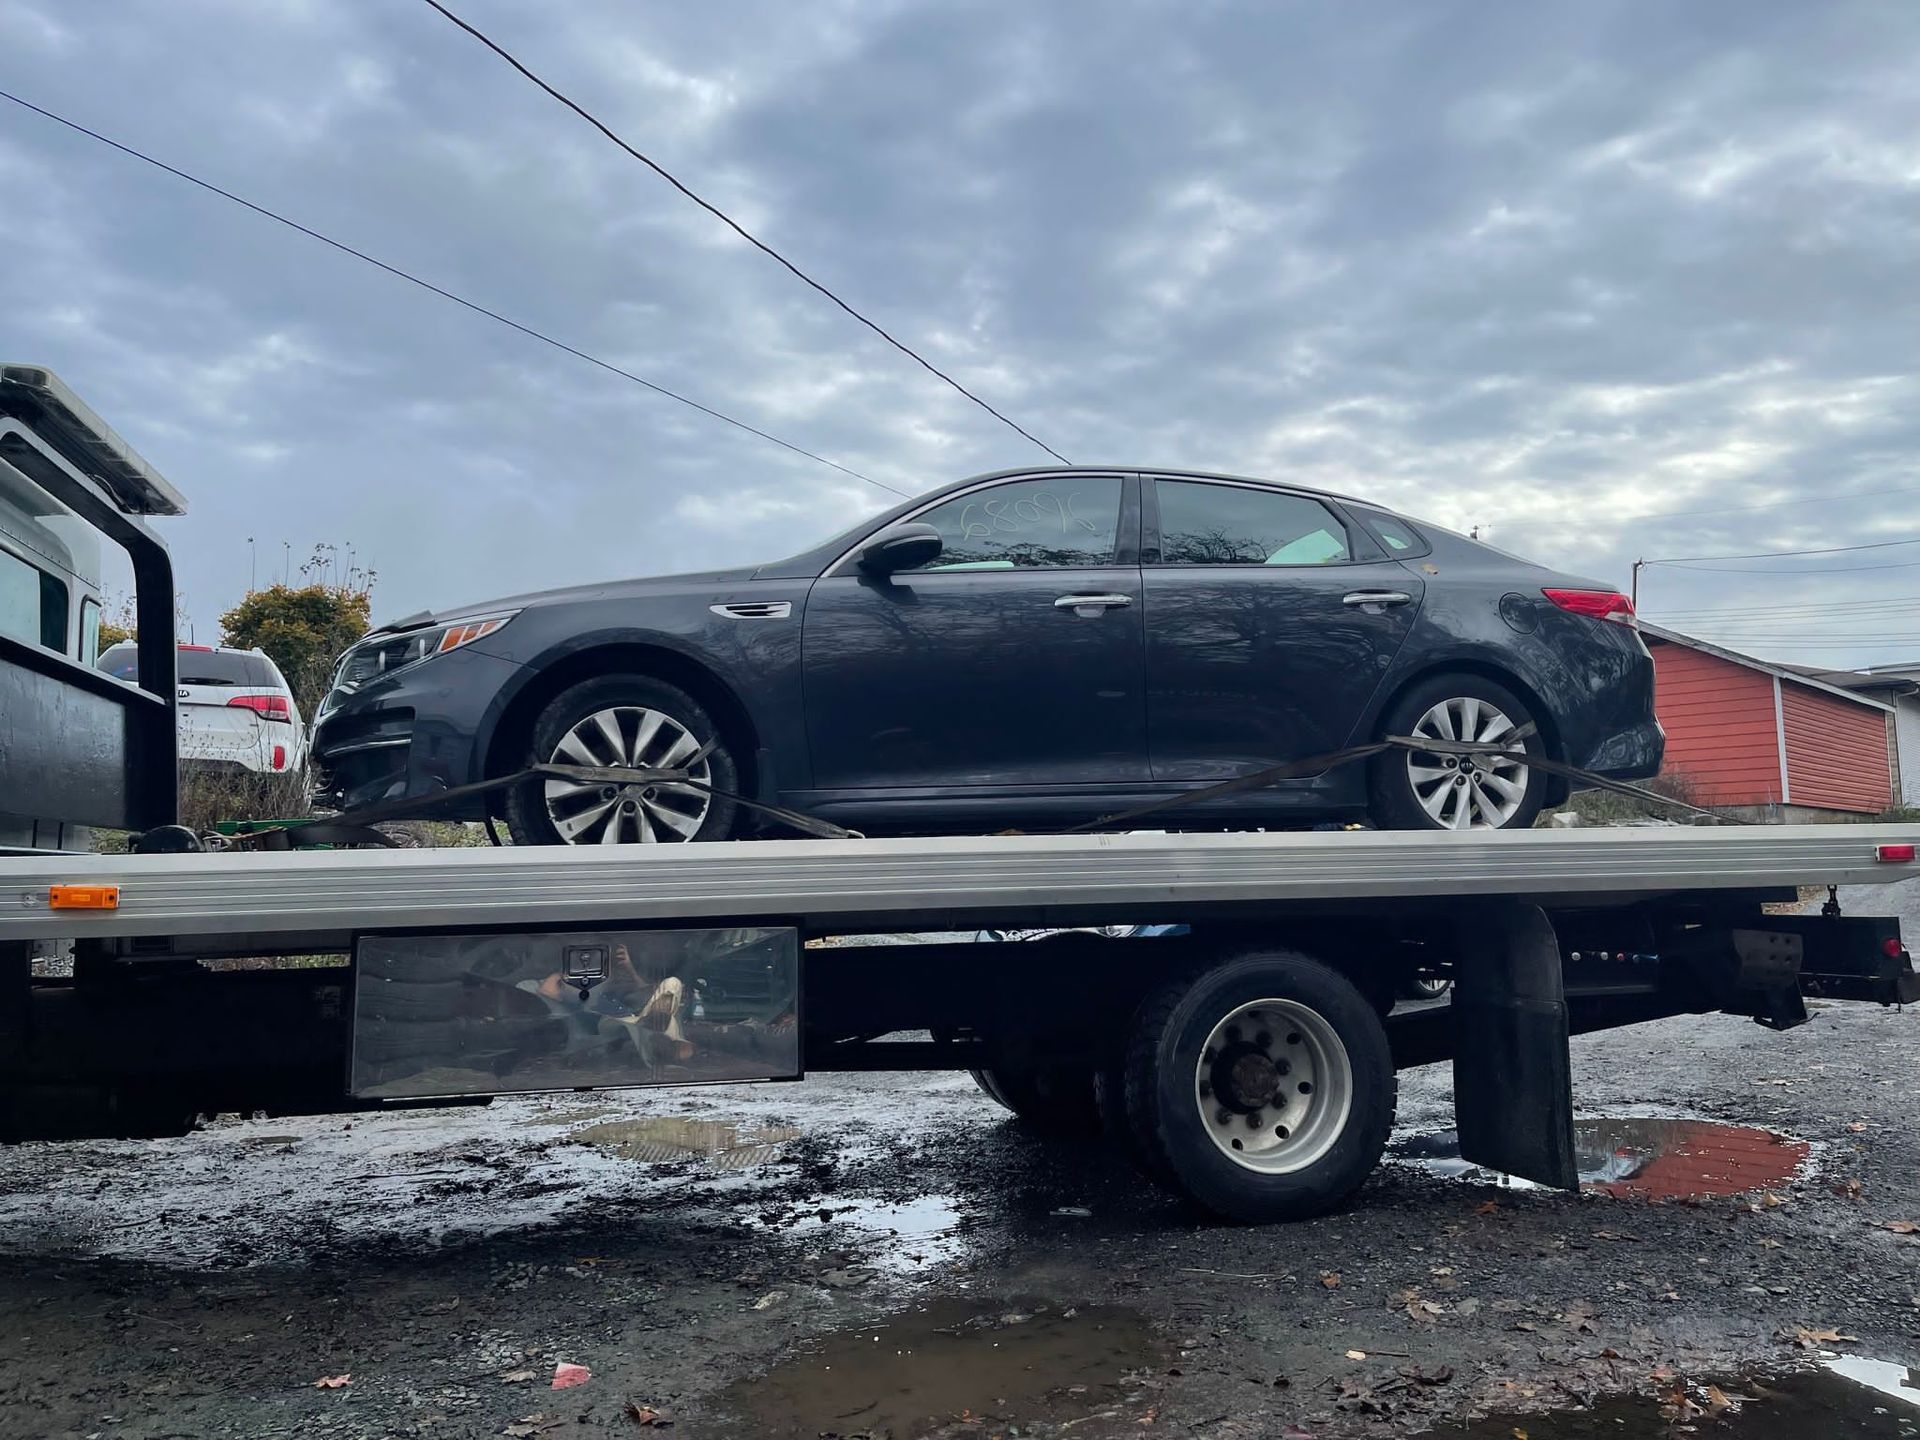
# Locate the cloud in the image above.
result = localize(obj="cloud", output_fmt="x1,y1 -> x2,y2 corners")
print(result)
0,0 -> 1916,665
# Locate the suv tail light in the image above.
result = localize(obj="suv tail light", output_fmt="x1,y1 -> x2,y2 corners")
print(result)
1543,588 -> 1636,626
227,693 -> 293,723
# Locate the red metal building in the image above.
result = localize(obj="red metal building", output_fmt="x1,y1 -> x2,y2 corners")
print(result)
1640,624 -> 1893,816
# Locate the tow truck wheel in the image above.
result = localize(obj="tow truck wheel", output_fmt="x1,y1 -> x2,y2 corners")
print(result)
969,1066 -> 1102,1137
1122,951 -> 1395,1223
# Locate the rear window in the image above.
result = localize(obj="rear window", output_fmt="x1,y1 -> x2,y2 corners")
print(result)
178,650 -> 274,687
99,646 -> 276,687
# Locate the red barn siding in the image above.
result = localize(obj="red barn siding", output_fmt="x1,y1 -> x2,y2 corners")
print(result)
1781,683 -> 1891,813
1649,643 -> 1782,806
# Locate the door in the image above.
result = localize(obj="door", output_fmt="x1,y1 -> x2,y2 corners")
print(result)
802,472 -> 1147,789
1143,477 -> 1423,780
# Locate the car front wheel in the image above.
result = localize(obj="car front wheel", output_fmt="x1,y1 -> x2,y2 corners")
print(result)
1368,674 -> 1547,831
504,674 -> 739,845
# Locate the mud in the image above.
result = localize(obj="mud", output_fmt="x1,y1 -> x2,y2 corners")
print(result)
0,884 -> 1915,1438
1425,1361 -> 1920,1437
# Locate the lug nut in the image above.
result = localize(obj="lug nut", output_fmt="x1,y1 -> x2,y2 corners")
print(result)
1247,1111 -> 1263,1129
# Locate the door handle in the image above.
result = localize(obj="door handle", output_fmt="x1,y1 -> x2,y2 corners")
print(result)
1342,590 -> 1412,607
1055,593 -> 1133,613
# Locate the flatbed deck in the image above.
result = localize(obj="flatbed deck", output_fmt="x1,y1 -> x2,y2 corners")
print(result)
5,824 -> 1916,946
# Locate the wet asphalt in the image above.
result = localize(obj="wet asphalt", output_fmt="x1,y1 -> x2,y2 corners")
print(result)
0,883 -> 1914,1439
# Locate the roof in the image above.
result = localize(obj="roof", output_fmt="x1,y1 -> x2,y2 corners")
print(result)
0,364 -> 187,516
1774,662 -> 1920,698
1639,622 -> 1895,712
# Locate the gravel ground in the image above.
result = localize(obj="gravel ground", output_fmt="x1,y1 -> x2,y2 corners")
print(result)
0,883 -> 1915,1439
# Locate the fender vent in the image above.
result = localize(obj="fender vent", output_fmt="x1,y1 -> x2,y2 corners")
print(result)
709,601 -> 792,621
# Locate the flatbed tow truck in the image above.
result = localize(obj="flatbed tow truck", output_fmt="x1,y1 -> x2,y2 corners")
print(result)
3,365 -> 1916,1223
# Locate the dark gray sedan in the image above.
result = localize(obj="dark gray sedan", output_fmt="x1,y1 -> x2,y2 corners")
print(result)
312,467 -> 1661,843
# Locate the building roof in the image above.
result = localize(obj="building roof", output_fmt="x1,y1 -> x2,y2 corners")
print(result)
1774,661 -> 1920,698
1638,622 -> 1895,712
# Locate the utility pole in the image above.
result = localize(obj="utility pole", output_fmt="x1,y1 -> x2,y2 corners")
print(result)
247,536 -> 256,593
1631,558 -> 1644,611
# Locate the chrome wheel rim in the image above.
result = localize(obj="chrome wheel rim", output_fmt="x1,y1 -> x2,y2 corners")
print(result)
1194,998 -> 1353,1174
543,705 -> 711,844
1406,696 -> 1530,829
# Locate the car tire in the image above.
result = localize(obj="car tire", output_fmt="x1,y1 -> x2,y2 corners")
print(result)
504,674 -> 739,846
970,1066 -> 1103,1138
1368,673 -> 1548,831
1121,950 -> 1395,1223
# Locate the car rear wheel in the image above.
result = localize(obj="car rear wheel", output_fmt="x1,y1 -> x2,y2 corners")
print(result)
504,674 -> 739,845
1368,674 -> 1547,831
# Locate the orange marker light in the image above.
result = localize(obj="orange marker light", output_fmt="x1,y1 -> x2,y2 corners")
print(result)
49,884 -> 120,910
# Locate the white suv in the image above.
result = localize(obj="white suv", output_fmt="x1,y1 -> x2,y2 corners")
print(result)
100,642 -> 307,776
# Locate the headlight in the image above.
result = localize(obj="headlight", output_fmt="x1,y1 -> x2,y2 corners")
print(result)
328,610 -> 519,698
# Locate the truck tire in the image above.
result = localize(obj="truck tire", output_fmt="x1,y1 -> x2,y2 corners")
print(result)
1368,673 -> 1547,831
1122,950 -> 1395,1223
505,674 -> 739,846
970,1066 -> 1102,1138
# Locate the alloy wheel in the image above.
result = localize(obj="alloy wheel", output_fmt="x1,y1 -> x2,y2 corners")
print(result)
1405,695 -> 1530,830
542,705 -> 711,844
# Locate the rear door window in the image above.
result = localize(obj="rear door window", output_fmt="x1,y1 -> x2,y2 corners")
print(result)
1152,481 -> 1352,566
1356,510 -> 1431,559
0,548 -> 70,652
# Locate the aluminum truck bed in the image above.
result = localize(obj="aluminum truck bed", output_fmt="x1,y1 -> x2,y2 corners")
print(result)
3,823 -> 1915,944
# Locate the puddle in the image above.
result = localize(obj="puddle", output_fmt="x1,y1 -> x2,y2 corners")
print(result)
778,1194 -> 969,1274
1392,1116 -> 1808,1200
1421,1362 -> 1919,1437
567,1116 -> 802,1171
715,1299 -> 1166,1438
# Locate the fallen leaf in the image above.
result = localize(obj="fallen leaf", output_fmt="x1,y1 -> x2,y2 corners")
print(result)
1591,1230 -> 1639,1243
1706,1384 -> 1733,1415
1476,1200 -> 1501,1216
313,1374 -> 352,1389
1320,1271 -> 1341,1289
624,1401 -> 673,1427
1761,1191 -> 1786,1209
1781,1326 -> 1860,1349
1880,1220 -> 1919,1235
500,1370 -> 537,1384
1346,1349 -> 1368,1361
1562,1300 -> 1599,1334
1398,1363 -> 1454,1385
1834,1178 -> 1864,1201
551,1361 -> 591,1390
1280,1427 -> 1316,1439
1846,1122 -> 1867,1133
751,1291 -> 785,1310
1757,1237 -> 1783,1249
1511,1429 -> 1529,1440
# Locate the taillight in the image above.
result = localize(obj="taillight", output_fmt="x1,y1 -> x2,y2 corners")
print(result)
1875,843 -> 1915,863
227,693 -> 293,723
1543,588 -> 1636,626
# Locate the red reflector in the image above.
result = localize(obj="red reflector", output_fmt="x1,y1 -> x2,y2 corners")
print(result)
227,693 -> 293,723
177,643 -> 213,651
1542,588 -> 1636,625
1884,937 -> 1905,958
272,743 -> 287,770
1875,843 -> 1916,863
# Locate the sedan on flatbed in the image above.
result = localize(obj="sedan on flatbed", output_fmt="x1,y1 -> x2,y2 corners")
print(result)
312,466 -> 1662,844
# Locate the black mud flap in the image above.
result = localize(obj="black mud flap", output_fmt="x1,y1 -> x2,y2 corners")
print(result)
1451,903 -> 1578,1190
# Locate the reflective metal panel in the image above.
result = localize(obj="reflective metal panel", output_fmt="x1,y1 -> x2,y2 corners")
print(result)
351,926 -> 800,1100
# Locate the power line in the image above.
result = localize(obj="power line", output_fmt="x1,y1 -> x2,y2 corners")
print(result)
1642,537 -> 1920,565
420,0 -> 1071,467
1498,480 -> 1920,529
1657,558 -> 1920,575
0,87 -> 911,499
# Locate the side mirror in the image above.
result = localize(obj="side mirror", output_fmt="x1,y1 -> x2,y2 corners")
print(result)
855,522 -> 943,575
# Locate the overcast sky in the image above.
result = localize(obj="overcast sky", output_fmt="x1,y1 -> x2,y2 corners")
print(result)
3,1 -> 1917,665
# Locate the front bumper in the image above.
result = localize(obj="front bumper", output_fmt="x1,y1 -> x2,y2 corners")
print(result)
310,647 -> 522,816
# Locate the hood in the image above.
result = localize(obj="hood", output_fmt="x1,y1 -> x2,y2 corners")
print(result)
372,563 -> 768,635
